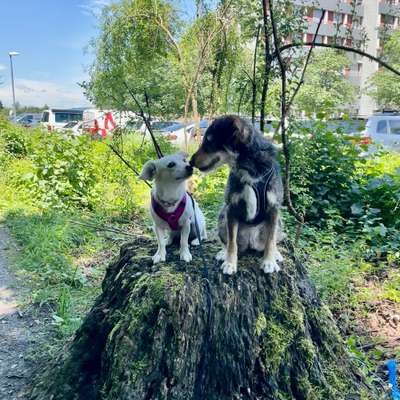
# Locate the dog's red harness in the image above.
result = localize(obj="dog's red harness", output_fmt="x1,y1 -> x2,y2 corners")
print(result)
151,194 -> 187,231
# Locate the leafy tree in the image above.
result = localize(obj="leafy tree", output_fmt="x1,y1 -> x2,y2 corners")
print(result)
368,31 -> 400,109
84,0 -> 236,127
294,49 -> 356,115
83,0 -> 184,117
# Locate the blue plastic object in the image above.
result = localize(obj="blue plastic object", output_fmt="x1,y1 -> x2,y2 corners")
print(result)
387,359 -> 400,400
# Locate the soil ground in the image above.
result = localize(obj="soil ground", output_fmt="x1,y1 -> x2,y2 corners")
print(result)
0,225 -> 51,400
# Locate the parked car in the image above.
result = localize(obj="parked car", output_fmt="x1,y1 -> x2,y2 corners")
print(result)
13,113 -> 42,128
41,108 -> 84,131
360,113 -> 400,152
157,120 -> 209,146
62,121 -> 83,136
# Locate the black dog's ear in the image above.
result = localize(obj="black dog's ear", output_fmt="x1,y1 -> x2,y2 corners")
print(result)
230,116 -> 251,146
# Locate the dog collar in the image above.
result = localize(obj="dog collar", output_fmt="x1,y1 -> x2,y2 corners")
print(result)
151,194 -> 187,231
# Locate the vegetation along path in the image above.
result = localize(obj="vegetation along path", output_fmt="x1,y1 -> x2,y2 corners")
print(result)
0,225 -> 50,400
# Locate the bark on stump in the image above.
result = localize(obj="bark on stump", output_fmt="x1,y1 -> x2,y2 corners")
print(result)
30,238 -> 385,399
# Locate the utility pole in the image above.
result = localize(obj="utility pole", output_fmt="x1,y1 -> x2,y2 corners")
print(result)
9,51 -> 19,118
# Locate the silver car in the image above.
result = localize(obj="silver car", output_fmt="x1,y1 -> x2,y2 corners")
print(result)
363,114 -> 400,152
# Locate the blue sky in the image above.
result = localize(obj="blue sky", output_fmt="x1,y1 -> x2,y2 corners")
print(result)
0,0 -> 109,107
0,0 -> 197,108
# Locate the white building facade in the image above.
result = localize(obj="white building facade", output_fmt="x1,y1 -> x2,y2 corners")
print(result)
296,0 -> 400,117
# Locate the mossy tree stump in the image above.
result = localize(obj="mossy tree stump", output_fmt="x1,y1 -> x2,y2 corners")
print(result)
30,238 -> 384,399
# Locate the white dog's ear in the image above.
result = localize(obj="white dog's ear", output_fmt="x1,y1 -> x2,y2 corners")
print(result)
139,160 -> 157,181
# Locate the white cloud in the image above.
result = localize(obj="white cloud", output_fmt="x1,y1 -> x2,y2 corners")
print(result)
0,64 -> 6,71
79,0 -> 113,16
0,79 -> 92,108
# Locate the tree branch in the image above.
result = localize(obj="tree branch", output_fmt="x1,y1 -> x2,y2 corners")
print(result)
260,0 -> 272,133
274,9 -> 326,134
275,42 -> 400,77
251,25 -> 261,124
268,0 -> 304,229
122,81 -> 163,159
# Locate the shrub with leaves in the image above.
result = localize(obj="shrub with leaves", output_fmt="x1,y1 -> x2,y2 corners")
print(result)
0,116 -> 29,159
289,119 -> 366,226
288,118 -> 400,256
27,133 -> 98,209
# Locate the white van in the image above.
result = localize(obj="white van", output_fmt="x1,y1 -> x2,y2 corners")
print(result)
41,108 -> 84,131
363,113 -> 400,152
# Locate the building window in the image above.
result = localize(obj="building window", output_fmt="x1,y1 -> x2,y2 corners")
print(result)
334,13 -> 344,24
327,10 -> 334,24
314,9 -> 323,21
346,14 -> 353,27
306,33 -> 314,42
305,7 -> 313,21
343,38 -> 353,46
380,14 -> 395,26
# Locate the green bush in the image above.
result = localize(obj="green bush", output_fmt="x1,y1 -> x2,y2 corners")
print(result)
25,133 -> 99,209
0,117 -> 29,160
289,119 -> 366,226
288,119 -> 400,256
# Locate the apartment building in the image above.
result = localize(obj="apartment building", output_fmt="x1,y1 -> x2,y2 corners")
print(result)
296,0 -> 400,117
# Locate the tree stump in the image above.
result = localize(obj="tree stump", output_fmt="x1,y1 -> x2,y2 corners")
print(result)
30,238 -> 385,399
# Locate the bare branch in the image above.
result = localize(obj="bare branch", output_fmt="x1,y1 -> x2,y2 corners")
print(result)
288,10 -> 326,108
251,25 -> 261,124
268,0 -> 304,228
274,9 -> 326,134
260,0 -> 272,132
275,42 -> 400,77
122,81 -> 163,159
237,80 -> 249,114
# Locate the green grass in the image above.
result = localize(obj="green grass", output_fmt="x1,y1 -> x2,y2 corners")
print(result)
3,209 -> 119,336
0,116 -> 399,385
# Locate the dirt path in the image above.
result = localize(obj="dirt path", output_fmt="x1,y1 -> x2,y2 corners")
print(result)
0,225 -> 50,400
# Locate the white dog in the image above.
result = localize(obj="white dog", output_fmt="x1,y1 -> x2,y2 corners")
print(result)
139,152 -> 207,264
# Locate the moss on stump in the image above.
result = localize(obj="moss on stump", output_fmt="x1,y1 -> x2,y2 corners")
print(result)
29,238 -> 385,399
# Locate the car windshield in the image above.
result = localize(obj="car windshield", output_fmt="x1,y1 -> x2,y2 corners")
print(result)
41,112 -> 49,123
55,112 -> 83,123
389,120 -> 400,135
377,120 -> 388,134
127,120 -> 143,130
152,121 -> 178,130
159,123 -> 184,132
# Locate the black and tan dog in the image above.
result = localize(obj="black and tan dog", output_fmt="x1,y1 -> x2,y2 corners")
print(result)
190,115 -> 284,275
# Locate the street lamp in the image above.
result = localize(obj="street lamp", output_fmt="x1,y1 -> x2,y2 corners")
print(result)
9,51 -> 19,118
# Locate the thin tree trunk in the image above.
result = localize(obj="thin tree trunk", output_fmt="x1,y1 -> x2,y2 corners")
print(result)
191,89 -> 200,142
251,26 -> 261,125
260,0 -> 271,133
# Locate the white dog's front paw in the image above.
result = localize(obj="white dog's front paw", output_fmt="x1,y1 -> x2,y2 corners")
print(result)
261,258 -> 281,274
275,250 -> 284,262
215,249 -> 226,261
180,248 -> 192,263
191,238 -> 200,246
152,252 -> 166,264
221,260 -> 237,275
